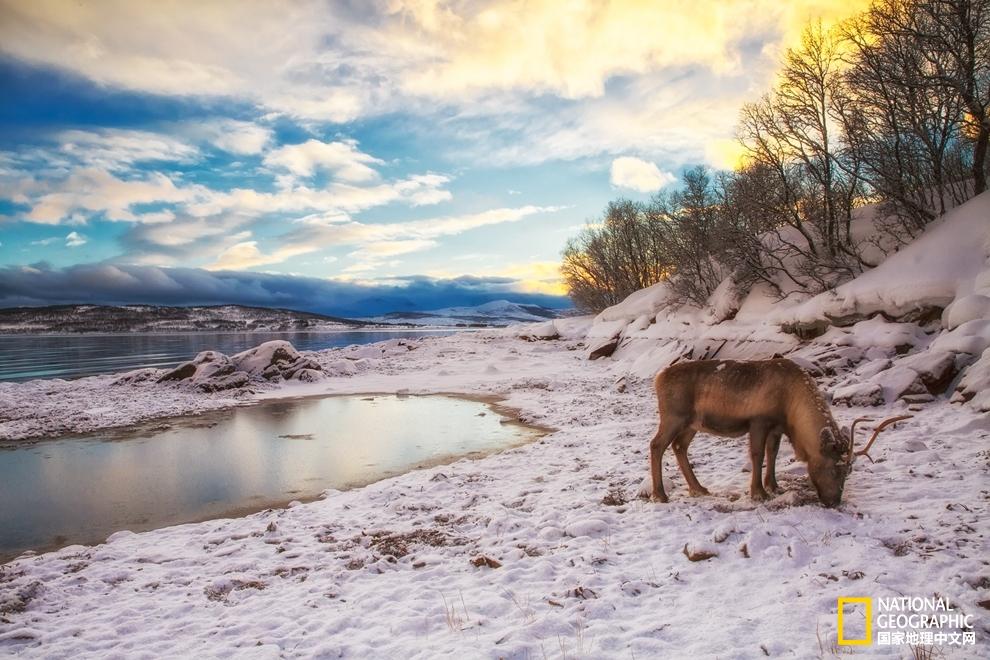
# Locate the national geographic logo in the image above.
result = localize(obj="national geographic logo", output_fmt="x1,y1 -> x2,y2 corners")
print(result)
837,597 -> 871,646
836,597 -> 977,647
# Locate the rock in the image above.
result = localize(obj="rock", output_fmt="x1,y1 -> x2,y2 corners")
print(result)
587,336 -> 620,360
897,350 -> 968,395
954,347 -> 990,411
158,361 -> 198,383
196,372 -> 251,392
832,382 -> 884,407
896,305 -> 944,327
470,555 -> 502,569
519,320 -> 559,341
943,294 -> 990,330
157,341 -> 322,391
293,368 -> 323,383
112,368 -> 162,386
682,543 -> 718,562
781,319 -> 830,340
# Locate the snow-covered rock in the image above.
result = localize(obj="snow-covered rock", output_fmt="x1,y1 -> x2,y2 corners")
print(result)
943,294 -> 990,330
953,346 -> 990,411
157,340 -> 322,390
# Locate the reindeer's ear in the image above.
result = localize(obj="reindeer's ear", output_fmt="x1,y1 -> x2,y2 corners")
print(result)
819,427 -> 841,455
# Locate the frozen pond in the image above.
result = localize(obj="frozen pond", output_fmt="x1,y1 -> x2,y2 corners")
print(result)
0,395 -> 541,561
0,330 -> 459,382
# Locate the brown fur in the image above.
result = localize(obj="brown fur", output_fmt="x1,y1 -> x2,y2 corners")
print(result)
648,358 -> 850,506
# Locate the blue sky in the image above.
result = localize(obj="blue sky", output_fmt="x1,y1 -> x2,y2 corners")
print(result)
0,0 -> 864,315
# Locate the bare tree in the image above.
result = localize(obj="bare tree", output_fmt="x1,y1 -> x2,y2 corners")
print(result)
916,0 -> 990,193
647,167 -> 732,305
561,1 -> 988,312
736,23 -> 866,294
560,200 -> 672,312
840,0 -> 974,242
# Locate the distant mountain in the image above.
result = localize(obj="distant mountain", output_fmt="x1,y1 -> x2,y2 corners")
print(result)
362,300 -> 564,327
0,304 -> 364,334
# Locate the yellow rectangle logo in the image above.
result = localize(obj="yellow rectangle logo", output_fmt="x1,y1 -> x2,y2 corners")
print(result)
837,597 -> 872,646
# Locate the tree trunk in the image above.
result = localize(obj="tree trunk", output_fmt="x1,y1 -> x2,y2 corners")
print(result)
973,120 -> 988,195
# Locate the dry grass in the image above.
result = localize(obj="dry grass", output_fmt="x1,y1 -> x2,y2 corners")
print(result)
440,591 -> 471,633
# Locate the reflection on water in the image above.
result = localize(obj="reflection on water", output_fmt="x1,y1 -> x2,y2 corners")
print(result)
0,330 -> 459,382
0,395 -> 540,561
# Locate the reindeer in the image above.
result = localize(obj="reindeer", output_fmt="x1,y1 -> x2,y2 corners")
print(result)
647,358 -> 910,507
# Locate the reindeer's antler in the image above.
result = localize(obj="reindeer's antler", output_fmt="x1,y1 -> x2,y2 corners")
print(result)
853,415 -> 914,463
849,417 -> 874,442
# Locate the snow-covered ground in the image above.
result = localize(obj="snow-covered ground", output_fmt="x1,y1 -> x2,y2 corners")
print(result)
0,326 -> 987,658
2,195 -> 989,657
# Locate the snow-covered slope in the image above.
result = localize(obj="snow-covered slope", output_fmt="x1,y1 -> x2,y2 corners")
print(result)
777,192 -> 990,326
572,192 -> 990,408
363,300 -> 564,327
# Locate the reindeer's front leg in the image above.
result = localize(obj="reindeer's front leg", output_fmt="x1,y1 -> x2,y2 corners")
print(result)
763,430 -> 782,494
649,418 -> 683,503
748,424 -> 771,502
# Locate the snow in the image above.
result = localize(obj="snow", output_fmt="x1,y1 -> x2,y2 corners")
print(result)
780,192 -> 990,325
1,327 -> 988,658
362,300 -> 563,327
944,294 -> 990,331
1,197 -> 989,657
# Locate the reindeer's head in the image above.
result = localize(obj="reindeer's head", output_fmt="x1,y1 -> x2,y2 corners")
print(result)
812,416 -> 912,507
811,423 -> 852,507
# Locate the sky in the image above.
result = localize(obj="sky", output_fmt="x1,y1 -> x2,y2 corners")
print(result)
0,0 -> 866,316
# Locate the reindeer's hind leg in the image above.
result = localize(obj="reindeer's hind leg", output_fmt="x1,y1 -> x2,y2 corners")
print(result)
672,429 -> 709,496
649,417 -> 685,503
763,430 -> 782,494
748,423 -> 771,502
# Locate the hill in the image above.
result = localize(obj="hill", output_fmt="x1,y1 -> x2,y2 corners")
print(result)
0,304 -> 363,334
362,300 -> 563,327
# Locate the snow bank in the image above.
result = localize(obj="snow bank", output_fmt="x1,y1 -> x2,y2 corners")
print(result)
780,191 -> 990,325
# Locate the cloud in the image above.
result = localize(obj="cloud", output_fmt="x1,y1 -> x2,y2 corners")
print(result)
65,231 -> 86,247
0,262 -> 571,316
290,205 -> 562,257
609,156 -> 676,193
0,0 -> 869,131
207,241 -> 317,271
184,120 -> 273,155
55,128 -> 198,171
422,260 -> 567,297
349,239 -> 438,259
188,205 -> 561,274
26,168 -> 207,225
263,139 -> 383,182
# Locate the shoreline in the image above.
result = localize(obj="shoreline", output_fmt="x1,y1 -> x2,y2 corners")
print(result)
0,326 -> 475,337
1,391 -> 551,563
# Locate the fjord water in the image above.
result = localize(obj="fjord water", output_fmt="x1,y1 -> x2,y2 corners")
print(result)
0,330 -> 457,382
0,395 -> 540,561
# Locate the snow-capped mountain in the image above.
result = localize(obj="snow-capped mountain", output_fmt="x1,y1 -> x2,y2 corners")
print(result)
0,304 -> 363,333
363,300 -> 564,327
